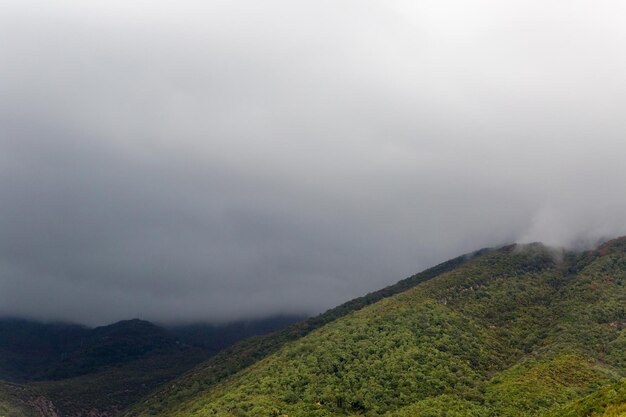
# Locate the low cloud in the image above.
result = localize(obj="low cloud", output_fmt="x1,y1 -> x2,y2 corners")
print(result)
1,0 -> 626,325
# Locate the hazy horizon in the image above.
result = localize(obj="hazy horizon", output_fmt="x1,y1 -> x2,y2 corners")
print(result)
2,0 -> 626,326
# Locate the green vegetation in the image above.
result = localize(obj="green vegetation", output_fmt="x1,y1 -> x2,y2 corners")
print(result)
126,240 -> 625,417
547,379 -> 626,417
3,239 -> 624,417
124,249 -> 486,417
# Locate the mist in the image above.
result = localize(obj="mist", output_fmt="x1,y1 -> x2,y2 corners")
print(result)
1,0 -> 626,325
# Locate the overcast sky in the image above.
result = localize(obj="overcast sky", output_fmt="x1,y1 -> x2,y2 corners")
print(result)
1,0 -> 626,325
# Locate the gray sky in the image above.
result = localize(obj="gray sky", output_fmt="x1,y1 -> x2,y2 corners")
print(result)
1,0 -> 626,325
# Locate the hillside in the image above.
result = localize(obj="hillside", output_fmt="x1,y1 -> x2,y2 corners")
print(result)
126,239 -> 625,417
123,248 -> 486,417
0,318 -> 185,382
0,319 -> 89,382
0,317 -> 303,417
0,382 -> 38,417
548,379 -> 626,417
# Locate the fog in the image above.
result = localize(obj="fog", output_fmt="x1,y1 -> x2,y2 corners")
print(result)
1,0 -> 626,325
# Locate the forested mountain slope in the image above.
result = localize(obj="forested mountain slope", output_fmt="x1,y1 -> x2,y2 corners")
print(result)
124,248 -> 487,417
127,239 -> 625,417
548,379 -> 626,417
0,317 -> 303,417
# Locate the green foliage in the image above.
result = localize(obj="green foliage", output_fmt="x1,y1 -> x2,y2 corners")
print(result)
485,354 -> 613,416
195,300 -> 498,416
388,395 -> 490,417
126,240 -> 625,417
124,249 -> 484,417
546,379 -> 626,417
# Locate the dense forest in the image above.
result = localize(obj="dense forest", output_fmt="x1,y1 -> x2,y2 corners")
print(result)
1,239 -> 624,416
125,239 -> 625,417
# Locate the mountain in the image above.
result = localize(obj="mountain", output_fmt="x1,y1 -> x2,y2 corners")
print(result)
0,319 -> 89,382
0,350 -> 211,417
122,247 -> 486,417
168,315 -> 307,356
124,239 -> 625,417
42,319 -> 185,380
0,318 -> 187,382
0,316 -> 303,416
1,239 -> 624,417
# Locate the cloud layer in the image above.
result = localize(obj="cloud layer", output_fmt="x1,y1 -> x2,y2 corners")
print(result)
2,0 -> 626,325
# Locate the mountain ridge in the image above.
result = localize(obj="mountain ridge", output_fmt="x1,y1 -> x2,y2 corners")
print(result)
125,238 -> 625,417
0,315 -> 304,417
1,238 -> 624,417
122,246 -> 493,417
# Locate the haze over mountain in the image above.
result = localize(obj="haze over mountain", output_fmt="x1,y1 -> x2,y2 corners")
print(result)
0,315 -> 304,382
124,238 -> 626,417
0,315 -> 304,416
1,1 -> 624,416
1,238 -> 623,417
2,1 -> 626,326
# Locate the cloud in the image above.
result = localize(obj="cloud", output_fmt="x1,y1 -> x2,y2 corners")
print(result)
1,0 -> 626,325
